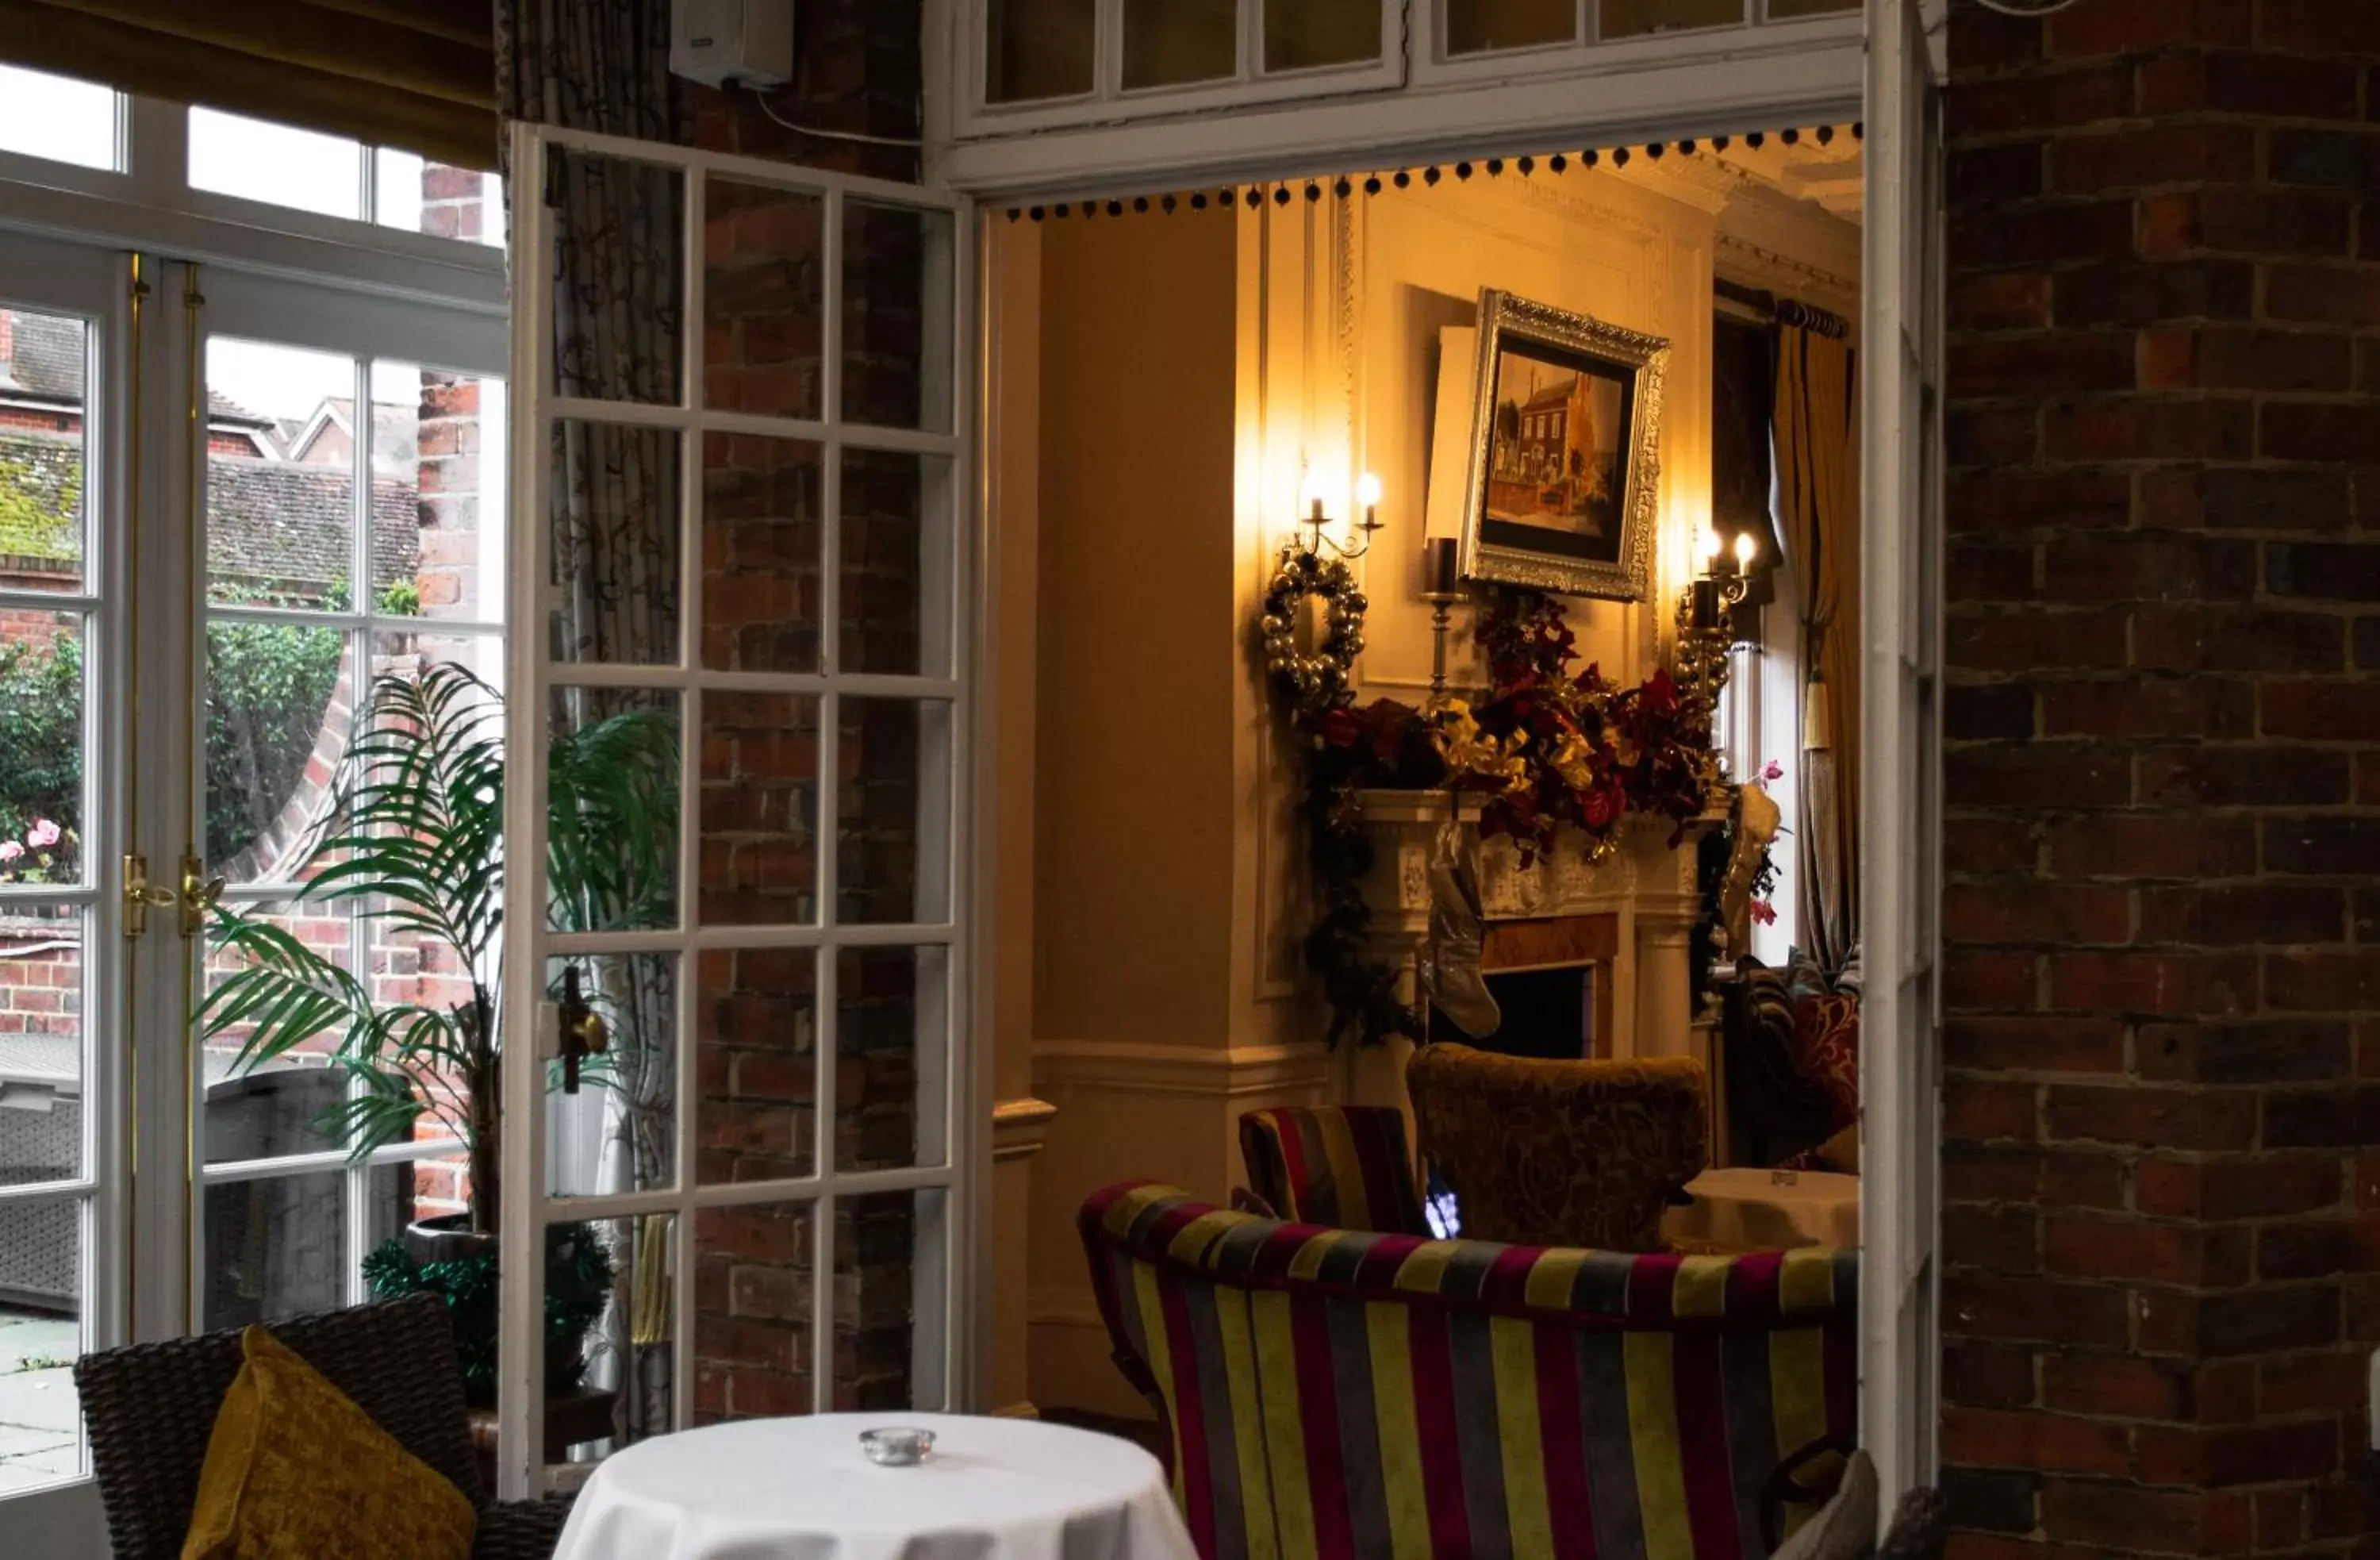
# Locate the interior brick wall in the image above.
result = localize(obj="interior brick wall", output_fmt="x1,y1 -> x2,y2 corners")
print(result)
1941,1 -> 2380,1550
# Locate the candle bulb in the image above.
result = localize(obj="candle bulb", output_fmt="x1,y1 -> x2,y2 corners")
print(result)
1697,528 -> 1723,576
1357,472 -> 1383,534
1423,537 -> 1460,596
1711,529 -> 1739,579
1733,530 -> 1756,571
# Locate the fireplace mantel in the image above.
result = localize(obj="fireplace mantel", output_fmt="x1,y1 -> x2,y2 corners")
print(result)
1352,788 -> 1722,1064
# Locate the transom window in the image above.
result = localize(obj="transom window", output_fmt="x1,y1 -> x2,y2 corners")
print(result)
0,65 -> 501,252
963,0 -> 1861,136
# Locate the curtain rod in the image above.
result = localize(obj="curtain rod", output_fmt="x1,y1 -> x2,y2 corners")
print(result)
1714,277 -> 1849,340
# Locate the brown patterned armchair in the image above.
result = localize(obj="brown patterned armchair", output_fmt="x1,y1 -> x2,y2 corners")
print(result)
1406,1043 -> 1709,1252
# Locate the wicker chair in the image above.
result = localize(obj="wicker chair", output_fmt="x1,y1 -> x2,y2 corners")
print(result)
72,1293 -> 571,1560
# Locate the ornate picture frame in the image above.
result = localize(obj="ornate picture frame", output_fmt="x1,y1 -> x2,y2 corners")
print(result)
1458,289 -> 1669,601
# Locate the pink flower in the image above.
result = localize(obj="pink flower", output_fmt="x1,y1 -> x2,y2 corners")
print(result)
1760,759 -> 1785,784
0,841 -> 21,863
25,820 -> 60,848
1750,899 -> 1777,925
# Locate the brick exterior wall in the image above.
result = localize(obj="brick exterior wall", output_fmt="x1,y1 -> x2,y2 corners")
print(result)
673,0 -> 933,1421
1942,0 -> 2380,1550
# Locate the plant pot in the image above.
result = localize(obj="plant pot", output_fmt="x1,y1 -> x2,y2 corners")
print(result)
366,1213 -> 616,1407
401,1214 -> 495,1266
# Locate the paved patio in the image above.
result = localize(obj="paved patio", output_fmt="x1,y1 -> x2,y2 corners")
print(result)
0,1308 -> 79,1494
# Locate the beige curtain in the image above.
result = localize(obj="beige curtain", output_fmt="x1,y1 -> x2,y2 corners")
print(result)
0,0 -> 498,168
1773,325 -> 1860,972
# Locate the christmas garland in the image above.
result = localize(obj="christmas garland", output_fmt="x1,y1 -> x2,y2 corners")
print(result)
1260,549 -> 1719,1046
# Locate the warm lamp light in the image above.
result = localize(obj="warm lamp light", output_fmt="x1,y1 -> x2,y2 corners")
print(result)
1733,531 -> 1756,570
1356,472 -> 1383,509
1698,528 -> 1722,568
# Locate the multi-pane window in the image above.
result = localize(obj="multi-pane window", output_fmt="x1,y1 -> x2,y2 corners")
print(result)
971,0 -> 1861,130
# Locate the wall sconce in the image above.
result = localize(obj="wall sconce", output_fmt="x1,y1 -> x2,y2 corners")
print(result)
1299,470 -> 1385,561
1676,527 -> 1756,706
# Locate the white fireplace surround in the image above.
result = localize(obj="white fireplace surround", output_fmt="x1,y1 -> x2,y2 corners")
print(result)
1353,789 -> 1721,1066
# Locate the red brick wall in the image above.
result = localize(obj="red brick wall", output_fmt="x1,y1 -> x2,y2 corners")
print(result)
1942,0 -> 2379,1549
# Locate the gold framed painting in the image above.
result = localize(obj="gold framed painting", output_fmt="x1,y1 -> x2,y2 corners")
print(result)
1458,289 -> 1669,601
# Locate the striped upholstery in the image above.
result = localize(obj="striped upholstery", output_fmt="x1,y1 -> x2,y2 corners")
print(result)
1081,1182 -> 1857,1560
1238,1106 -> 1430,1236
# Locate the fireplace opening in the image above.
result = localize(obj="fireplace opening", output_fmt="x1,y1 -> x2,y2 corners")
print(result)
1431,962 -> 1599,1059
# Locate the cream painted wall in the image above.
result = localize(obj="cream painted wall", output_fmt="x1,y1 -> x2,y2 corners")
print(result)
1031,209 -> 1240,1051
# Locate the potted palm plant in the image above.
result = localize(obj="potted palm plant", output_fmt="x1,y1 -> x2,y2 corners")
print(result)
198,662 -> 678,1404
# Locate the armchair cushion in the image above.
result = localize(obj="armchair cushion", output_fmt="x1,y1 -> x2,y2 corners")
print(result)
1407,1043 -> 1708,1251
182,1325 -> 475,1560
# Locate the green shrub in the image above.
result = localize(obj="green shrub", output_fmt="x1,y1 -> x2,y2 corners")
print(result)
0,622 -> 346,865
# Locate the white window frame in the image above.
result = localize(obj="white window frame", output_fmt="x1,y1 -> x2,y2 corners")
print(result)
497,121 -> 978,1500
934,0 -> 1945,1497
0,90 -> 503,314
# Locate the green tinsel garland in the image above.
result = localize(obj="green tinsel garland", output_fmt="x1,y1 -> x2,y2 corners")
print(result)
363,1220 -> 616,1406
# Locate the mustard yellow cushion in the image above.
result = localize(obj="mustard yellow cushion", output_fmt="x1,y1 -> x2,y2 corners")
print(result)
181,1325 -> 476,1560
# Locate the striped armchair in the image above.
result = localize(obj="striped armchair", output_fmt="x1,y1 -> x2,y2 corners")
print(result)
1081,1182 -> 1856,1560
1237,1105 -> 1430,1235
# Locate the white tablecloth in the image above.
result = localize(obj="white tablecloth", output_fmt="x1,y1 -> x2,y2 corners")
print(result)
1661,1167 -> 1860,1253
551,1413 -> 1199,1560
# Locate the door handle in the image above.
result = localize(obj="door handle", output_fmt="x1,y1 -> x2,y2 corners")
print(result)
122,853 -> 175,939
177,854 -> 224,939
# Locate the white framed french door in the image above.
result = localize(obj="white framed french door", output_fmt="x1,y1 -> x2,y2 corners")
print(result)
178,264 -> 507,1339
0,222 -> 505,1554
1859,0 -> 1946,1500
0,224 -> 132,1554
497,121 -> 977,1498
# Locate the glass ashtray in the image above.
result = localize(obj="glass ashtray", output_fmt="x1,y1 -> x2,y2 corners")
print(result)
860,1426 -> 936,1466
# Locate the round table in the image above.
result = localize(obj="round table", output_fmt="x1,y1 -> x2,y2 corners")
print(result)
1660,1167 -> 1860,1253
551,1412 -> 1199,1560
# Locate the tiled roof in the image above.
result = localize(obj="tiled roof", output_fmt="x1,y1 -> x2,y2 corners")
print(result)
1,311 -> 83,402
0,431 -> 416,595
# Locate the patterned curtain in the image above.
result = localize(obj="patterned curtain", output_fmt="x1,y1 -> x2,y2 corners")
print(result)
497,0 -> 685,1445
1773,324 -> 1860,974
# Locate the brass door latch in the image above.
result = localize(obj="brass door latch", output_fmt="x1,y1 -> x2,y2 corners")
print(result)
121,853 -> 225,939
557,964 -> 609,1093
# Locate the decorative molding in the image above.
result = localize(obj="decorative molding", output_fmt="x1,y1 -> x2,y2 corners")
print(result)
990,1095 -> 1058,1162
1033,1039 -> 1333,1098
1027,1286 -> 1108,1331
1714,231 -> 1859,313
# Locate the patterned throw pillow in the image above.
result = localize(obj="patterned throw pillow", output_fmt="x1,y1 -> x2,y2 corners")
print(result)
1788,992 -> 1860,1132
182,1326 -> 476,1560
